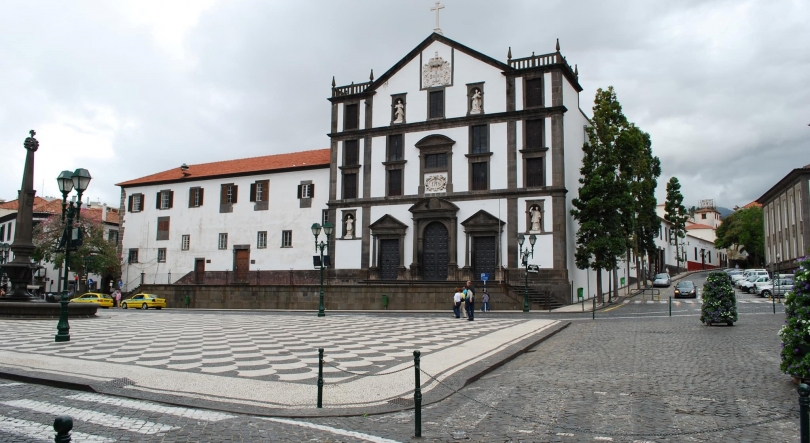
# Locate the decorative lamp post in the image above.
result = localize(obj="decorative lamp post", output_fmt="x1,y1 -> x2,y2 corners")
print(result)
54,168 -> 92,342
0,243 -> 9,293
311,221 -> 334,317
517,233 -> 537,313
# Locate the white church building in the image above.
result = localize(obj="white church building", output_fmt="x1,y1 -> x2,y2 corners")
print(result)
118,32 -> 699,304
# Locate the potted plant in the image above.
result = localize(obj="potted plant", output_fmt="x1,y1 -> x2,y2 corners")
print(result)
779,256 -> 810,382
700,270 -> 738,326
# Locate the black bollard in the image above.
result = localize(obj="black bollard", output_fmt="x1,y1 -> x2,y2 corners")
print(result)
317,348 -> 324,408
773,293 -> 777,314
413,350 -> 422,438
800,383 -> 810,443
669,296 -> 672,317
592,298 -> 595,320
54,415 -> 72,443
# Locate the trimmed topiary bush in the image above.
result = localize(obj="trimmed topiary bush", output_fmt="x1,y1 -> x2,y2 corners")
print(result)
700,270 -> 738,325
779,256 -> 810,379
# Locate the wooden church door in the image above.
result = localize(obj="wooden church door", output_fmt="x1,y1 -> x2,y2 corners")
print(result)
422,222 -> 449,281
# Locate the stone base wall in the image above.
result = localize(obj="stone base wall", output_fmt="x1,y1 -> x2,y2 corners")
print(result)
139,279 -> 572,311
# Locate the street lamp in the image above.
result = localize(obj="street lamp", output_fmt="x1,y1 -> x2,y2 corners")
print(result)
774,253 -> 781,300
54,168 -> 92,342
311,221 -> 333,317
517,233 -> 537,313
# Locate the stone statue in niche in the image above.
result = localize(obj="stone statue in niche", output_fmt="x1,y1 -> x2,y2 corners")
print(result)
393,99 -> 405,123
470,89 -> 482,114
529,205 -> 542,232
345,214 -> 354,239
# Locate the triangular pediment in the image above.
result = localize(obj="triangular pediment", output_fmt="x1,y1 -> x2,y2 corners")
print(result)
369,214 -> 408,230
461,210 -> 505,228
409,197 -> 459,214
367,33 -> 511,94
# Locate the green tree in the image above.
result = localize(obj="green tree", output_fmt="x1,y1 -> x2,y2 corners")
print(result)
617,126 -> 661,286
571,86 -> 634,302
32,214 -> 121,291
664,177 -> 689,271
715,206 -> 764,265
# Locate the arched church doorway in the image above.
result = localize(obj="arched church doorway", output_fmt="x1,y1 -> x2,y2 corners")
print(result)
422,222 -> 449,281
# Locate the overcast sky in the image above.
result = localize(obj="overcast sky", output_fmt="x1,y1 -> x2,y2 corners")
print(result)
1,0 -> 807,210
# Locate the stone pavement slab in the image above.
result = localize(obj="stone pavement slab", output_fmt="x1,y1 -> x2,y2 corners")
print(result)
0,311 -> 564,416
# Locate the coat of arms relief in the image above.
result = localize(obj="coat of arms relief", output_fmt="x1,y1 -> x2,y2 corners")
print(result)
422,52 -> 451,87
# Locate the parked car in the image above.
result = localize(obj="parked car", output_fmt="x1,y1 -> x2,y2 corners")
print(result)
653,273 -> 671,287
121,293 -> 166,310
736,270 -> 769,288
757,278 -> 794,298
741,276 -> 770,294
69,292 -> 114,308
674,280 -> 697,298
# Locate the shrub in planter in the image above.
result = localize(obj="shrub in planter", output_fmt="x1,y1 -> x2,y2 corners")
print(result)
700,270 -> 738,325
779,256 -> 810,379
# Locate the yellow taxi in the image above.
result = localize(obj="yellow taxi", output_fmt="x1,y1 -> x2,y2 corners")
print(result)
70,292 -> 114,308
121,293 -> 166,310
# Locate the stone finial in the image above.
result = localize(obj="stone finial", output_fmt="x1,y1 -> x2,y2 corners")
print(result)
507,46 -> 512,61
556,38 -> 560,52
369,69 -> 374,81
575,64 -> 578,76
331,76 -> 336,88
24,129 -> 39,152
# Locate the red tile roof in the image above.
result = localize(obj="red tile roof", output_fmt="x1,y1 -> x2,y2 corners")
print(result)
742,201 -> 762,209
117,149 -> 331,187
0,196 -> 51,210
687,223 -> 714,230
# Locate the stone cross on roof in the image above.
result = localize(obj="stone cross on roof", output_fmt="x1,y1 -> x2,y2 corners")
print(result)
430,1 -> 445,35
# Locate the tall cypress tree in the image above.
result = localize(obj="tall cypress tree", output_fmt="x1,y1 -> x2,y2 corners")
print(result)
617,126 -> 661,286
571,87 -> 633,303
664,177 -> 689,272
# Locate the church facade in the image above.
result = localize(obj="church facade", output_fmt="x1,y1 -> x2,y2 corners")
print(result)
326,33 -> 590,298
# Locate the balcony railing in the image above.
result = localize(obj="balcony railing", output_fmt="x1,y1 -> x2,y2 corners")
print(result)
332,81 -> 372,98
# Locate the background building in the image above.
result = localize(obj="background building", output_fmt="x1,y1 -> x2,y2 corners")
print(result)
757,163 -> 809,273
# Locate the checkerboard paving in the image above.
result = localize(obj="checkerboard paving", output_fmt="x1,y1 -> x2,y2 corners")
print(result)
0,311 -> 527,385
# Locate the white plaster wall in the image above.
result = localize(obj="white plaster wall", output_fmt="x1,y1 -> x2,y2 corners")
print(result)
562,77 -> 580,113
336,238 -> 362,270
120,167 -> 329,289
515,120 -> 523,182
544,73 -> 552,107
514,78 -> 523,112
359,98 -> 366,129
370,136 -> 386,198
371,41 -> 506,126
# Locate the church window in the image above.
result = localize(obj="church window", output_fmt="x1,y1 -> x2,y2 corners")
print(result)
218,233 -> 228,250
525,77 -> 543,108
344,140 -> 359,166
471,125 -> 488,154
257,231 -> 267,249
188,187 -> 204,208
156,217 -> 170,241
388,169 -> 403,196
525,157 -> 545,187
525,119 -> 544,149
388,135 -> 403,161
425,153 -> 447,170
343,173 -> 358,199
181,235 -> 190,251
128,249 -> 139,263
281,230 -> 293,248
344,103 -> 359,130
428,90 -> 444,119
157,248 -> 166,263
157,190 -> 173,210
471,162 -> 488,191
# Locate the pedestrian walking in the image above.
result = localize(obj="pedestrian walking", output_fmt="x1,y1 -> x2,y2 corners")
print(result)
113,289 -> 122,308
465,280 -> 475,321
481,288 -> 490,312
452,287 -> 462,318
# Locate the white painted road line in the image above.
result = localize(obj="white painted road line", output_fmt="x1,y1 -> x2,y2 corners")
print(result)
66,393 -> 235,422
2,399 -> 177,435
0,414 -> 115,442
0,382 -> 24,387
260,417 -> 402,443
